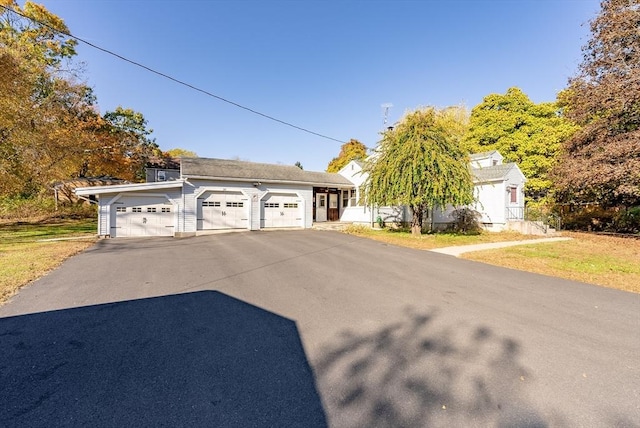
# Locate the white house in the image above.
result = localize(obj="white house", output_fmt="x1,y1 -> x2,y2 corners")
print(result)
75,151 -> 525,238
431,151 -> 526,230
336,150 -> 526,231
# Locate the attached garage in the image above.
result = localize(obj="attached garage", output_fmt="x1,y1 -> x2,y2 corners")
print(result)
197,191 -> 249,230
75,157 -> 355,238
260,193 -> 302,228
111,195 -> 175,238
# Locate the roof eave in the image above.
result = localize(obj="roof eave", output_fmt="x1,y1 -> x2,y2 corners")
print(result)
184,174 -> 354,188
75,180 -> 184,196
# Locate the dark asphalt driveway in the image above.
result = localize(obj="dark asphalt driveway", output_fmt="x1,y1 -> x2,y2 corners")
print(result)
1,230 -> 639,427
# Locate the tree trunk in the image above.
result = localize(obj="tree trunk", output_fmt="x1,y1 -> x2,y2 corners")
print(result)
410,204 -> 424,236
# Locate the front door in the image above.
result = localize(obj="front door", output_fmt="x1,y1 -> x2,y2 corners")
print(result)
328,193 -> 339,221
315,193 -> 327,222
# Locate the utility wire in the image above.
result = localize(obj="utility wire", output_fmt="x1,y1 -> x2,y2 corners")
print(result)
0,4 -> 347,144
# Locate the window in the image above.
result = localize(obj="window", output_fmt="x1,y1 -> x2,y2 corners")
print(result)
342,190 -> 349,208
350,189 -> 357,206
509,186 -> 518,203
116,206 -> 126,213
264,202 -> 279,208
283,203 -> 298,208
492,159 -> 498,166
202,201 -> 221,207
161,207 -> 171,213
329,194 -> 338,209
132,207 -> 142,213
157,170 -> 166,181
147,207 -> 157,213
226,202 -> 243,207
319,195 -> 325,208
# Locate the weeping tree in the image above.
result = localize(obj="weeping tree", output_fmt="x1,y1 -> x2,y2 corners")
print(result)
362,106 -> 474,235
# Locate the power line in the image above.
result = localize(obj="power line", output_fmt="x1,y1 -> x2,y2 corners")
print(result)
0,4 -> 347,144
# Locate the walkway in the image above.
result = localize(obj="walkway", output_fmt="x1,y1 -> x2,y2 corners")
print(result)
430,237 -> 572,257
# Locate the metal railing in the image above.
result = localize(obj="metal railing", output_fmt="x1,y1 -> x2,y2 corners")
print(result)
506,206 -> 525,220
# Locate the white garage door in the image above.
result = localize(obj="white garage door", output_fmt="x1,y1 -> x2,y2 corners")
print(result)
260,193 -> 302,228
197,191 -> 249,230
111,196 -> 174,237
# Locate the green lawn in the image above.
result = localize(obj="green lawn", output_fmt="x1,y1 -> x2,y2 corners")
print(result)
0,218 -> 97,304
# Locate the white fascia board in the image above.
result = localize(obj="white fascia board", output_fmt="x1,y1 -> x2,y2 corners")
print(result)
75,180 -> 184,196
184,175 -> 354,188
473,177 -> 505,184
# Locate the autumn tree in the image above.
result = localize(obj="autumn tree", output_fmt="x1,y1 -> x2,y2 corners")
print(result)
0,0 -> 85,196
362,107 -> 474,236
553,0 -> 640,208
166,148 -> 197,158
462,87 -> 578,201
0,2 -> 158,199
326,139 -> 367,172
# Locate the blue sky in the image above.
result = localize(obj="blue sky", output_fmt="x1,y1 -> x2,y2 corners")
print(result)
44,0 -> 599,172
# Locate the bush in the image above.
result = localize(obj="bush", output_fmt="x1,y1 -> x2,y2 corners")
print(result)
558,204 -> 640,233
612,206 -> 640,234
449,208 -> 481,234
0,196 -> 96,221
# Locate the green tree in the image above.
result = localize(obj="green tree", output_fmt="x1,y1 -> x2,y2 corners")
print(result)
294,161 -> 303,170
362,107 -> 474,236
553,0 -> 640,208
462,87 -> 578,201
102,107 -> 159,181
326,139 -> 367,172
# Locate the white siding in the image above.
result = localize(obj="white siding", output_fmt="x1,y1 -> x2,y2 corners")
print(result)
185,180 -> 313,231
337,161 -> 406,225
98,198 -> 109,236
472,182 -> 506,224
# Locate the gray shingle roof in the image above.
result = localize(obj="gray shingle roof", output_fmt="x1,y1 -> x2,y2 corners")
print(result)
181,157 -> 353,186
472,163 -> 516,182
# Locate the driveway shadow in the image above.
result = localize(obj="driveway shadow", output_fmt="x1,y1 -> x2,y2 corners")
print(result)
0,291 -> 327,427
315,309 -> 555,427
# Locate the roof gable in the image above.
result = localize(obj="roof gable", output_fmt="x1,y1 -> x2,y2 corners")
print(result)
472,163 -> 525,182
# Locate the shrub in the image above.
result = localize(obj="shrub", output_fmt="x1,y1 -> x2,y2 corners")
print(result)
450,208 -> 481,234
559,205 -> 615,232
0,196 -> 96,221
612,207 -> 640,234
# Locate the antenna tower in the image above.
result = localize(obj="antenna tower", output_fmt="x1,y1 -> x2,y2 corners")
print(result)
381,103 -> 393,128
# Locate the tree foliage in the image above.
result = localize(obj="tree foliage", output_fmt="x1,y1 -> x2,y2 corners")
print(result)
326,139 -> 367,172
166,148 -> 197,158
462,87 -> 578,201
0,2 -> 158,198
553,0 -> 640,208
362,107 -> 474,235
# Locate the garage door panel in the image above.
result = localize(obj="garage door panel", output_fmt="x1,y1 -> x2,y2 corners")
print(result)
112,197 -> 174,238
260,194 -> 301,228
198,192 -> 248,230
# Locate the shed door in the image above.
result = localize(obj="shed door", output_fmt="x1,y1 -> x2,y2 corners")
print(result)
261,194 -> 302,228
112,196 -> 174,237
198,191 -> 249,230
